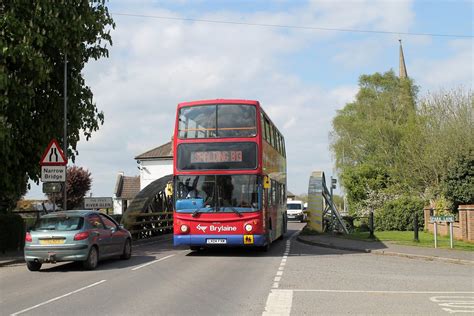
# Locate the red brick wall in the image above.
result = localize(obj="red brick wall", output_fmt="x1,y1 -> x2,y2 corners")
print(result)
459,205 -> 474,242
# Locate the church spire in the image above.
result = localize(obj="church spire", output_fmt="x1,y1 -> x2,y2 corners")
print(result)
399,39 -> 408,79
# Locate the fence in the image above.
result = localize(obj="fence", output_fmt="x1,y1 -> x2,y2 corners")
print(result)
125,211 -> 173,240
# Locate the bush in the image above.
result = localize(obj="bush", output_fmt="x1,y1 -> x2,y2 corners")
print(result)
0,213 -> 25,252
374,196 -> 425,231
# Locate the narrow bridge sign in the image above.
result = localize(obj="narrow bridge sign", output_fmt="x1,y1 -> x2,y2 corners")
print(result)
41,165 -> 66,182
40,139 -> 67,166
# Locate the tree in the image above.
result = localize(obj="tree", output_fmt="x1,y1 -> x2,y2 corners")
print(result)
398,89 -> 474,201
1,1 -> 114,211
331,70 -> 417,172
330,71 -> 417,215
442,150 -> 474,210
48,166 -> 92,210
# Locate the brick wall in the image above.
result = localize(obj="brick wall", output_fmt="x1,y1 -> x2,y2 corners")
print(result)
424,205 -> 474,242
459,205 -> 474,242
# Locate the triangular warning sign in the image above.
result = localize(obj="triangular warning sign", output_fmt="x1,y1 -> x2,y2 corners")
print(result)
40,139 -> 67,166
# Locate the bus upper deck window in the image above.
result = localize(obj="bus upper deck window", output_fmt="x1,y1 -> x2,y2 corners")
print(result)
217,104 -> 256,137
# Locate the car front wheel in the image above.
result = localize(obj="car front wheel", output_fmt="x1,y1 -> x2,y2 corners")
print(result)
26,261 -> 42,271
83,246 -> 98,270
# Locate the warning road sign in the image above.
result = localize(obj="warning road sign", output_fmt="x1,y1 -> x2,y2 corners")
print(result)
40,139 -> 67,166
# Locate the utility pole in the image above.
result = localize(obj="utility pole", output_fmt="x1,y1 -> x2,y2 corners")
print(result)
63,54 -> 68,210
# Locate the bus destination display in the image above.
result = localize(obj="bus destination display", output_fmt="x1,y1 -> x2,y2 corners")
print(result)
191,151 -> 243,163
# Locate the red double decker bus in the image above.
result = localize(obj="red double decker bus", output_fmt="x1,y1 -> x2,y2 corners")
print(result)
172,99 -> 287,250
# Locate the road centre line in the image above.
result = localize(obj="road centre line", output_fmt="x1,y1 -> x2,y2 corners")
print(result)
291,289 -> 474,294
131,254 -> 175,271
11,280 -> 107,316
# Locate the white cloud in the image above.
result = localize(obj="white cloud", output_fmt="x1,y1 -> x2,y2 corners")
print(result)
411,39 -> 473,91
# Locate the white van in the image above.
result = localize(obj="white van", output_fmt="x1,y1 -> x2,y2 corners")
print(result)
286,200 -> 306,222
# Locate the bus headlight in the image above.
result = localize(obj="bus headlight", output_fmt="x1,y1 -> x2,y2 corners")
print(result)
180,224 -> 190,234
245,224 -> 253,232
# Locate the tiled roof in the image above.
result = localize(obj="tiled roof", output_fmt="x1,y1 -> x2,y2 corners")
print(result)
115,174 -> 140,199
135,141 -> 173,160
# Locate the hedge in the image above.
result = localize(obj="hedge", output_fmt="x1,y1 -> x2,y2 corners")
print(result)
0,213 -> 25,252
374,196 -> 425,231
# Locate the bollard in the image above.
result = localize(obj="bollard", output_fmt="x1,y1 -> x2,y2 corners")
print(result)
369,211 -> 374,239
414,212 -> 419,242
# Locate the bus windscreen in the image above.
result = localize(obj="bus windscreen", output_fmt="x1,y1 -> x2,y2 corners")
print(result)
175,175 -> 259,213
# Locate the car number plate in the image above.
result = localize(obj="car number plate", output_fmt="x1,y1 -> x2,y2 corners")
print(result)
39,239 -> 65,245
206,238 -> 227,244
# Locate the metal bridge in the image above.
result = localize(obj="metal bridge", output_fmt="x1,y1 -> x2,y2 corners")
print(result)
306,171 -> 349,234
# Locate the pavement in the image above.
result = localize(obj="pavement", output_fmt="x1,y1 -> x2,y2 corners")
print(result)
297,233 -> 474,265
2,233 -> 472,267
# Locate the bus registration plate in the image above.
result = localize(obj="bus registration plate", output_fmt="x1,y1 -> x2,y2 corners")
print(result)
206,238 -> 227,244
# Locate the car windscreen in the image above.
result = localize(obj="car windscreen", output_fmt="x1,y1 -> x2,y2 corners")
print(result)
287,204 -> 302,210
33,216 -> 84,231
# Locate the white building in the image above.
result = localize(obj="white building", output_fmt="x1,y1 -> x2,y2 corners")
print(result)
113,141 -> 173,214
135,141 -> 173,190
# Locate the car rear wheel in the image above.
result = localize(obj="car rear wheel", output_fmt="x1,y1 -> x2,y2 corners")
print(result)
121,239 -> 132,260
26,261 -> 42,271
83,246 -> 98,270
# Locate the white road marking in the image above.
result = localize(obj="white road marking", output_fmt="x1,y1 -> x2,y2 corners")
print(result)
292,289 -> 474,294
131,254 -> 175,271
263,289 -> 293,316
10,280 -> 107,316
272,282 -> 279,289
430,296 -> 474,313
276,271 -> 283,276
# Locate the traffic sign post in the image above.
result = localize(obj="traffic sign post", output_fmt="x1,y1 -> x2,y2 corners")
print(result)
430,215 -> 455,249
40,139 -> 68,211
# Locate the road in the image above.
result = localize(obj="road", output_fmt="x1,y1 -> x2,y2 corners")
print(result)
1,223 -> 472,315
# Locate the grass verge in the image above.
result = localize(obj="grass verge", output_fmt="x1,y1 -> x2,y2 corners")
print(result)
345,231 -> 474,251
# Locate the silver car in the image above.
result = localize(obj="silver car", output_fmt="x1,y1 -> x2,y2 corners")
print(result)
24,210 -> 132,271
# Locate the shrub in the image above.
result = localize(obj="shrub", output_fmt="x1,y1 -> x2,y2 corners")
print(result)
374,196 -> 425,231
0,213 -> 25,252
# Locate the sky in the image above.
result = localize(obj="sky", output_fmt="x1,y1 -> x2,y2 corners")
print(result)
26,0 -> 473,199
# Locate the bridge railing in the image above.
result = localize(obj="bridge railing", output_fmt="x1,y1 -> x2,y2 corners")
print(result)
127,211 -> 173,240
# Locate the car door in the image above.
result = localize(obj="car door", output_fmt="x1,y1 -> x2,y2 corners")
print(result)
99,214 -> 124,255
87,214 -> 112,258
